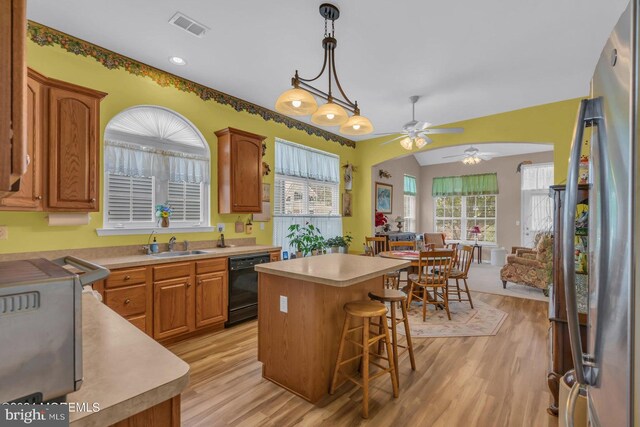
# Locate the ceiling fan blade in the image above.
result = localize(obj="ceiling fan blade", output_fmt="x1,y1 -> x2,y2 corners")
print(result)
379,135 -> 408,146
442,154 -> 465,159
416,121 -> 432,130
478,155 -> 493,160
422,127 -> 465,134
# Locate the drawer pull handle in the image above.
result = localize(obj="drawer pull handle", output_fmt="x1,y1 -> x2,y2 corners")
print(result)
35,195 -> 42,200
90,198 -> 96,203
124,275 -> 131,280
124,298 -> 131,305
186,282 -> 191,287
198,279 -> 203,284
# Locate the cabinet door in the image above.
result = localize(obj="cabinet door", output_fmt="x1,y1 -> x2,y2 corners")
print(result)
47,86 -> 100,211
269,251 -> 281,262
153,276 -> 194,340
231,135 -> 262,212
0,73 -> 43,210
195,271 -> 228,328
0,0 -> 27,195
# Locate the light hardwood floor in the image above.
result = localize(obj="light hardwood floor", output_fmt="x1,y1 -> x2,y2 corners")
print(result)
168,293 -> 558,427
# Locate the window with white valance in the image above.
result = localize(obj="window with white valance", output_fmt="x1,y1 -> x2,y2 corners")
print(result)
101,105 -> 211,234
273,139 -> 342,254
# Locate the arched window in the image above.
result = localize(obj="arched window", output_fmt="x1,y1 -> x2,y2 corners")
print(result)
101,105 -> 210,233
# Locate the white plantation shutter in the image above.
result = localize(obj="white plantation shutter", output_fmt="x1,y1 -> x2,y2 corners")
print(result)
168,182 -> 203,223
106,174 -> 155,226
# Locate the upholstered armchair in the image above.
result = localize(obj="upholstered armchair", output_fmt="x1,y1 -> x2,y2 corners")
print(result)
500,233 -> 553,295
423,233 -> 458,251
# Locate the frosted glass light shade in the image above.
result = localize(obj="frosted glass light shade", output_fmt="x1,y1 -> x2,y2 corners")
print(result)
415,137 -> 428,149
400,137 -> 413,150
311,102 -> 349,126
275,88 -> 318,116
339,114 -> 373,135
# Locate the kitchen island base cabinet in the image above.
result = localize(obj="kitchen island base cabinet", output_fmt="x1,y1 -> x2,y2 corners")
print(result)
258,273 -> 384,403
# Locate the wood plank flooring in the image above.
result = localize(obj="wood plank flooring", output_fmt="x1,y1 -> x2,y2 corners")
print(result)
168,293 -> 558,427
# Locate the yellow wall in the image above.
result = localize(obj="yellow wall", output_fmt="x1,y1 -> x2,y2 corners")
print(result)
0,39 -> 584,255
349,98 -> 583,249
0,41 -> 357,254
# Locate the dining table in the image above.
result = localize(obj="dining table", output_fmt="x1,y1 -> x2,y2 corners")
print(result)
378,248 -> 453,267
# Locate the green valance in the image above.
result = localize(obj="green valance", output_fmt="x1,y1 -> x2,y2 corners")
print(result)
404,175 -> 417,196
432,173 -> 499,196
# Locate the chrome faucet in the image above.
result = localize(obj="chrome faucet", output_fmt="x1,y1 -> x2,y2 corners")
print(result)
168,236 -> 177,252
184,240 -> 190,251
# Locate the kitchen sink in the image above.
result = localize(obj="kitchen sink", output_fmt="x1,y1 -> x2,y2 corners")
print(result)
151,250 -> 210,258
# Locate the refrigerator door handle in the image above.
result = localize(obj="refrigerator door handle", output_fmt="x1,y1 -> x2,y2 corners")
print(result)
562,99 -> 590,385
565,381 -> 581,427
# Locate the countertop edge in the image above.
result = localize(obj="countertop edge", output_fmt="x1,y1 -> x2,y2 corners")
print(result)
255,260 -> 411,287
89,246 -> 281,269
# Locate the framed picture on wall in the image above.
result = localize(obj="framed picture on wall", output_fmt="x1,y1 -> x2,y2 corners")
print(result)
375,182 -> 393,214
342,192 -> 352,217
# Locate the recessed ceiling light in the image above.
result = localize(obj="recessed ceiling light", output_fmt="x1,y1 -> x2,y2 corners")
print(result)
169,56 -> 187,66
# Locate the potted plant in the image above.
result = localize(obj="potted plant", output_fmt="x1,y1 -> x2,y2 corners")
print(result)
339,233 -> 353,254
155,203 -> 173,227
286,223 -> 324,257
326,237 -> 340,254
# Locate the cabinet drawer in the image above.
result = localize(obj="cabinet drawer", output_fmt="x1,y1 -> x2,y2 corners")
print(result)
196,258 -> 227,274
127,314 -> 147,333
106,267 -> 147,288
153,262 -> 191,281
269,252 -> 281,262
104,284 -> 147,317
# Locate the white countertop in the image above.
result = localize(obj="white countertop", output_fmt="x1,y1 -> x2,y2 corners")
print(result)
68,294 -> 190,426
254,253 -> 410,287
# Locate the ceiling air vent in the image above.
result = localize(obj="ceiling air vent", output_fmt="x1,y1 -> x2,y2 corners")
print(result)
169,12 -> 209,38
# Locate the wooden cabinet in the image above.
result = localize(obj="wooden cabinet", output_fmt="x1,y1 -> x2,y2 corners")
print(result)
547,185 -> 589,416
0,68 -> 106,212
215,127 -> 265,213
153,262 -> 195,340
0,0 -> 27,197
269,251 -> 281,262
103,266 -> 152,335
195,271 -> 227,328
0,70 -> 44,209
46,78 -> 105,211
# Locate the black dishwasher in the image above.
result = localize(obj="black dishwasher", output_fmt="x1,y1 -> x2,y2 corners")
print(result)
226,253 -> 270,327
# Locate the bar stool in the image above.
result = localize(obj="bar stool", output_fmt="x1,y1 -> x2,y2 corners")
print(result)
330,301 -> 399,418
368,289 -> 416,385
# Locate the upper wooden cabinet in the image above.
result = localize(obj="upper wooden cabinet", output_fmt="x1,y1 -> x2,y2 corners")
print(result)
0,68 -> 107,212
0,0 -> 28,196
215,127 -> 265,213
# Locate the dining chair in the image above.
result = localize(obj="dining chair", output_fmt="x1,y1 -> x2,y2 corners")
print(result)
388,240 -> 417,251
448,245 -> 474,308
407,249 -> 455,321
365,236 -> 398,289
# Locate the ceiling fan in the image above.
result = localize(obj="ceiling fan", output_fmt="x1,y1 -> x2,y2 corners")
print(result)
442,146 -> 498,164
378,95 -> 464,150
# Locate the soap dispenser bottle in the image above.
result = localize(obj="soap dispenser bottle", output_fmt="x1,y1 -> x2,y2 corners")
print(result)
150,237 -> 159,254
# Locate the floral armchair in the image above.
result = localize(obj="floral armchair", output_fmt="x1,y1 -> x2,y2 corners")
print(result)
500,233 -> 553,295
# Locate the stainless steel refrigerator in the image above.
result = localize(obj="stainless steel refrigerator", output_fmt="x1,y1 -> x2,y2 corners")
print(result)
562,2 -> 637,426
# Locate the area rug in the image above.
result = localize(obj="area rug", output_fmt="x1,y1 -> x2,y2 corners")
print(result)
396,300 -> 508,338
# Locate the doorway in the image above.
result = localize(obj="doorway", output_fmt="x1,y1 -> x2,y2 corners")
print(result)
520,163 -> 554,247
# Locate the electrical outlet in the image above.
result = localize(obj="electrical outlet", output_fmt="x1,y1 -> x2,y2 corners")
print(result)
515,220 -> 520,226
0,226 -> 7,240
279,295 -> 288,313
217,223 -> 225,232
260,222 -> 265,230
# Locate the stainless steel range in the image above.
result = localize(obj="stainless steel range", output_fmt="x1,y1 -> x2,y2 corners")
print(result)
0,257 -> 108,403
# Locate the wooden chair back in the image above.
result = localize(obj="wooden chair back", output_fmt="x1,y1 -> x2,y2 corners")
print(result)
365,236 -> 387,256
388,240 -> 416,251
416,249 -> 454,286
423,233 -> 446,248
456,245 -> 474,277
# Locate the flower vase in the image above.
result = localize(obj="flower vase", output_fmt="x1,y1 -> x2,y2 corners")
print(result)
161,217 -> 170,228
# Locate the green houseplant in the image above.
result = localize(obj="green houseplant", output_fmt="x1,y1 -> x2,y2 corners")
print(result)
326,233 -> 353,254
286,223 -> 325,257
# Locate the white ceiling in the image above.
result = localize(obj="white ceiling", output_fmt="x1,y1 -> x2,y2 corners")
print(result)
27,0 -> 628,141
413,143 -> 553,166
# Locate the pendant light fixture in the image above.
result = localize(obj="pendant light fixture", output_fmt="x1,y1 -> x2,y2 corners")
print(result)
275,4 -> 373,135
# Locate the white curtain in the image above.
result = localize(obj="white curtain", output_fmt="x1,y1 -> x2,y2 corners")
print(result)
105,141 -> 209,183
521,163 -> 554,190
275,139 -> 339,183
273,216 -> 343,255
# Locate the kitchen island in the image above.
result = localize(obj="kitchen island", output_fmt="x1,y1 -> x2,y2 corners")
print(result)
255,253 -> 410,403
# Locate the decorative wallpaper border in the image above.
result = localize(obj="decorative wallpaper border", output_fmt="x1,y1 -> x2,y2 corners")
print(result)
27,21 -> 356,148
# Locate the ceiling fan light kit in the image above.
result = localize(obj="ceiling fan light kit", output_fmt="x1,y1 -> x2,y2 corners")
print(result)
443,146 -> 497,165
274,4 -> 373,135
378,96 -> 464,150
